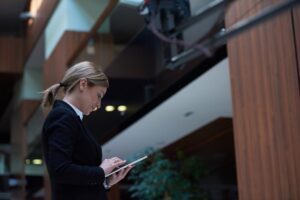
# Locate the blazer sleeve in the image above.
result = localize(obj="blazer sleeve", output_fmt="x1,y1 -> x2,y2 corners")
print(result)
45,112 -> 105,186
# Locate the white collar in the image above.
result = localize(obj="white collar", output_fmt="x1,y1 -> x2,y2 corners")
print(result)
63,100 -> 83,121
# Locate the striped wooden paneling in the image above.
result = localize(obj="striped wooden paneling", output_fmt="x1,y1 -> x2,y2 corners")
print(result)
0,36 -> 23,73
226,0 -> 300,199
43,31 -> 88,88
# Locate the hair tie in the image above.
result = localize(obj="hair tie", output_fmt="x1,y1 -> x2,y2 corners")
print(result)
59,82 -> 65,87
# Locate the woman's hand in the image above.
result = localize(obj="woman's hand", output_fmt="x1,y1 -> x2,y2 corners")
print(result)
107,165 -> 134,187
100,157 -> 126,175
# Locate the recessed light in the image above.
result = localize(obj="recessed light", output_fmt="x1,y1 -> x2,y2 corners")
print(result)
105,105 -> 115,112
32,159 -> 43,165
118,105 -> 127,112
184,111 -> 194,117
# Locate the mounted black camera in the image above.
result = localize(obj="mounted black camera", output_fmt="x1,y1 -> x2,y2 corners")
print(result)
140,0 -> 191,33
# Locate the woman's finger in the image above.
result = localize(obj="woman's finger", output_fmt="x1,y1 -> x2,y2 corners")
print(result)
122,165 -> 134,178
117,165 -> 133,179
110,157 -> 126,168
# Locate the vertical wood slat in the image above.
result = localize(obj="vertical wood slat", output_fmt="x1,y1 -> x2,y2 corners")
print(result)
226,0 -> 300,199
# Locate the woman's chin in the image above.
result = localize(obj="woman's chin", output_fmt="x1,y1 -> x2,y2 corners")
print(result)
84,111 -> 91,116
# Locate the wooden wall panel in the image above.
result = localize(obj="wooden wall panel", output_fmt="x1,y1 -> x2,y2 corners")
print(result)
43,31 -> 88,88
0,36 -> 23,73
226,0 -> 300,199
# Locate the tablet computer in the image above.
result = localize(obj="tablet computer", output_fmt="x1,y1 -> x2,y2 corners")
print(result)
105,155 -> 148,178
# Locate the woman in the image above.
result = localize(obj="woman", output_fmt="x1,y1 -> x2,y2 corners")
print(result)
41,61 -> 132,200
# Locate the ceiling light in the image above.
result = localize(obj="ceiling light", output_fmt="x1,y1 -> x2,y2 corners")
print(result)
32,159 -> 43,165
105,105 -> 115,112
20,12 -> 35,20
184,111 -> 194,117
117,105 -> 127,112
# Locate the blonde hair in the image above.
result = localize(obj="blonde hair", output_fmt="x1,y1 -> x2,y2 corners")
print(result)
41,61 -> 109,110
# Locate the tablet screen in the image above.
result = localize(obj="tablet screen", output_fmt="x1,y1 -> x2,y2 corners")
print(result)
105,155 -> 148,178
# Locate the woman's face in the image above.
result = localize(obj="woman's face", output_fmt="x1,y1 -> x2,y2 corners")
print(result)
78,79 -> 107,115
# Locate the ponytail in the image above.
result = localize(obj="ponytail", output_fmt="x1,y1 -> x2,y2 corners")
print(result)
41,83 -> 61,111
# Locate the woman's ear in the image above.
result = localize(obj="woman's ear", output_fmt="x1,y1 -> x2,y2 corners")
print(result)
79,78 -> 87,92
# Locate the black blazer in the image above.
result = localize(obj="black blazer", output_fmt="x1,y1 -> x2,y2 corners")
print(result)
42,100 -> 107,200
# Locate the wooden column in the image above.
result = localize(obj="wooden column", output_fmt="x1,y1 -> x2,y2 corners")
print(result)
226,0 -> 300,199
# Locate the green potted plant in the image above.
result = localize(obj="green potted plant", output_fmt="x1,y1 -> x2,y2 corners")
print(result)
128,149 -> 208,200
